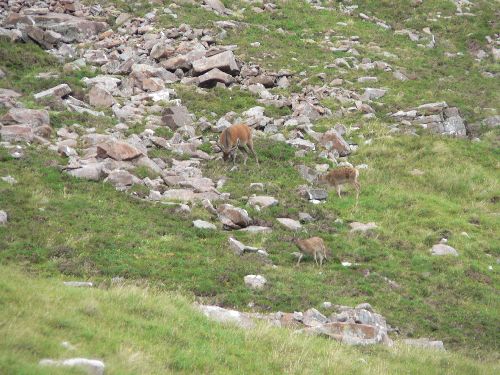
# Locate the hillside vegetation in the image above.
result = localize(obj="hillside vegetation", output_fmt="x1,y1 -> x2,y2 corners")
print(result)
0,0 -> 499,373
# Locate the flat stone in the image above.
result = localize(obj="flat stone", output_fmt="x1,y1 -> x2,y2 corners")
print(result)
1,175 -> 17,185
303,308 -> 329,327
417,102 -> 448,114
0,125 -> 34,142
248,195 -> 278,208
276,218 -> 302,231
34,84 -> 71,101
286,138 -> 316,151
239,226 -> 272,234
349,222 -> 378,233
67,164 -> 103,181
320,129 -> 350,156
193,220 -> 217,230
299,212 -> 314,223
104,170 -> 141,187
63,281 -> 93,287
431,244 -> 458,256
97,141 -> 143,161
192,50 -> 239,75
1,108 -> 50,127
244,274 -> 267,289
198,304 -> 254,328
197,68 -> 235,87
306,188 -> 328,201
442,115 -> 466,137
39,358 -> 105,375
228,237 -> 265,256
362,88 -> 387,100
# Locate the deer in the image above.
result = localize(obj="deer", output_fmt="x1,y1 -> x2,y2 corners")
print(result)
215,124 -> 259,166
293,237 -> 329,266
316,166 -> 360,202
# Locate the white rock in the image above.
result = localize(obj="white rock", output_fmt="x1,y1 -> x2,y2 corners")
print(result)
0,210 -> 7,225
244,274 -> 267,289
1,175 -> 17,184
39,358 -> 105,375
63,281 -> 93,287
193,220 -> 216,230
431,244 -> 458,256
276,218 -> 302,231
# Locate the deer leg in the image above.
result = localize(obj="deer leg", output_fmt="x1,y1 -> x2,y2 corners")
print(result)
314,252 -> 319,266
354,181 -> 360,201
247,140 -> 259,166
238,145 -> 249,165
336,184 -> 342,198
296,253 -> 303,266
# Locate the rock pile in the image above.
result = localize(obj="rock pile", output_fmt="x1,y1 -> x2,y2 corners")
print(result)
390,102 -> 467,137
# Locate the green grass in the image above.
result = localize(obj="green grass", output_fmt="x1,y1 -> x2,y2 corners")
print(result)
1,0 -> 499,369
1,265 -> 498,375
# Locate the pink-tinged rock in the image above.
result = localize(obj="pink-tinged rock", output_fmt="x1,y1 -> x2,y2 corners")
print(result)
88,85 -> 115,108
1,108 -> 50,127
197,68 -> 235,87
34,84 -> 71,101
0,125 -> 34,142
96,141 -> 143,161
320,129 -> 351,156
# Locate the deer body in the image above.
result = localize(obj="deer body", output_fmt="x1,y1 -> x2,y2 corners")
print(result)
294,237 -> 328,266
217,124 -> 259,166
317,167 -> 360,201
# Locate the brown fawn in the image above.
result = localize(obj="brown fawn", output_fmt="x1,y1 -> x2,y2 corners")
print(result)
293,237 -> 329,266
316,166 -> 360,201
216,124 -> 259,166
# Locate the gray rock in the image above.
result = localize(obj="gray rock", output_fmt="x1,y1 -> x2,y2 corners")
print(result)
63,281 -> 93,287
442,115 -> 466,137
296,165 -> 317,183
197,68 -> 235,87
362,88 -> 387,100
88,85 -> 115,108
482,115 -> 500,128
239,226 -> 272,234
0,126 -> 34,142
0,210 -> 7,225
34,84 -> 71,101
276,218 -> 302,231
248,195 -> 278,208
193,220 -> 217,230
198,304 -> 254,328
67,164 -> 103,181
39,358 -> 104,375
319,129 -> 350,156
393,71 -> 408,81
355,303 -> 374,312
431,244 -> 458,256
104,170 -> 141,188
303,308 -> 329,327
286,138 -> 316,151
162,106 -> 193,130
349,222 -> 378,233
244,274 -> 267,289
192,50 -> 238,75
417,102 -> 448,114
1,175 -> 17,185
306,188 -> 328,201
1,108 -> 50,127
228,237 -> 266,256
57,145 -> 77,157
217,204 -> 252,229
299,212 -> 314,223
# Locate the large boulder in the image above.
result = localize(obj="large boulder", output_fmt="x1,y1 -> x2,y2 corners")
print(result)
197,304 -> 254,328
192,50 -> 239,75
88,85 -> 115,108
39,358 -> 105,375
320,129 -> 351,156
4,12 -> 107,43
96,141 -> 143,161
248,195 -> 278,209
0,125 -> 34,142
162,106 -> 193,130
34,84 -> 71,101
217,204 -> 252,229
1,108 -> 50,127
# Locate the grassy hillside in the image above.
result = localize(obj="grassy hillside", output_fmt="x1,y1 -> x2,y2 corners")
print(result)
0,265 -> 498,375
0,0 -> 499,372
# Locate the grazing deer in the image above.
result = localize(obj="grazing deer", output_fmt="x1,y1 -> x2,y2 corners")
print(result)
216,124 -> 259,166
293,237 -> 329,266
316,166 -> 360,201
